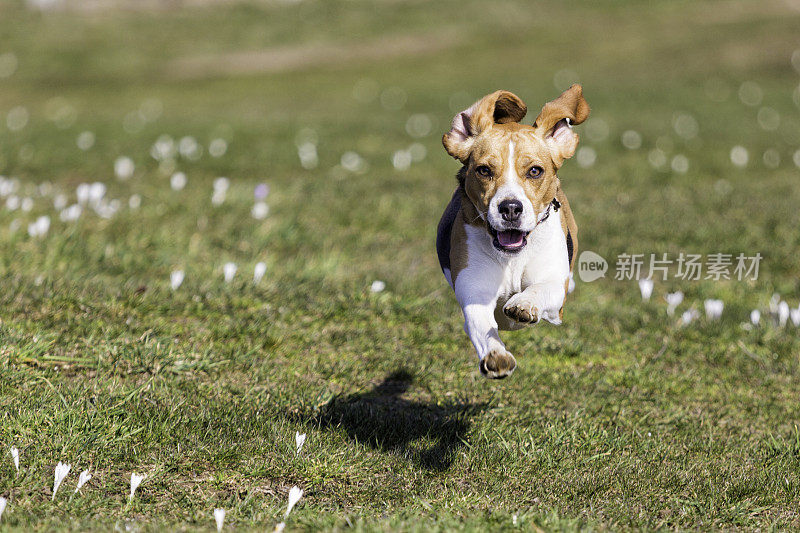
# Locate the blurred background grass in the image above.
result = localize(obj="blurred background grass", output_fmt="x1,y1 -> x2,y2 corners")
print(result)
0,0 -> 799,530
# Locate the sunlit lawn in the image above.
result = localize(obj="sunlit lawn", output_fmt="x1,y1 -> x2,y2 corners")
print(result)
0,0 -> 800,530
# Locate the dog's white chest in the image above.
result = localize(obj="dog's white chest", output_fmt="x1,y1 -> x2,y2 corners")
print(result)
461,209 -> 569,300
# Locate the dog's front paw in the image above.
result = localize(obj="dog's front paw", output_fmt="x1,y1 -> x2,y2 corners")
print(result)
479,349 -> 517,379
503,294 -> 539,324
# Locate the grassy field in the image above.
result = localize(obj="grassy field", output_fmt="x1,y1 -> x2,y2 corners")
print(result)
1,0 -> 800,530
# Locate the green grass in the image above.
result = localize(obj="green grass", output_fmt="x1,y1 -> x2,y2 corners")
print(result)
0,0 -> 799,530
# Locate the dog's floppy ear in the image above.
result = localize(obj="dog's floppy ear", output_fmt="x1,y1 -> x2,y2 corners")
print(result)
533,84 -> 590,167
443,90 -> 527,162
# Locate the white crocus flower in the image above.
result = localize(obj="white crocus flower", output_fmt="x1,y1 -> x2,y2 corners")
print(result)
209,138 -> 227,158
392,149 -> 412,171
638,279 -> 654,301
129,473 -> 146,501
285,486 -> 303,518
680,309 -> 699,326
27,215 -> 50,238
223,263 -> 237,283
170,270 -> 185,290
75,470 -> 92,493
0,497 -> 6,521
93,199 -> 120,220
151,135 -> 175,161
750,309 -> 761,326
769,293 -> 781,315
37,215 -> 51,235
664,291 -> 683,316
88,182 -> 106,204
0,177 -> 15,197
704,299 -> 724,320
341,151 -> 366,173
214,508 -> 225,532
114,156 -> 135,180
77,131 -> 95,151
213,177 -> 229,193
253,262 -> 267,284
778,301 -> 790,327
60,204 -> 82,222
370,280 -> 386,293
295,432 -> 306,454
53,194 -> 68,210
179,136 -> 201,159
297,142 -> 318,169
76,183 -> 90,204
52,462 -> 71,500
211,191 -> 226,206
791,308 -> 800,327
10,447 -> 18,473
251,202 -> 269,219
170,172 -> 187,191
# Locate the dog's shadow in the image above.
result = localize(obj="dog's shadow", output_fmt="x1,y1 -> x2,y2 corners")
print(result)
290,370 -> 486,471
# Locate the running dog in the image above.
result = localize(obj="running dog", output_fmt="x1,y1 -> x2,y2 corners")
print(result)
436,85 -> 588,378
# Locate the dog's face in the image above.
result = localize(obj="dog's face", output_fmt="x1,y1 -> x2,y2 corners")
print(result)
443,85 -> 589,254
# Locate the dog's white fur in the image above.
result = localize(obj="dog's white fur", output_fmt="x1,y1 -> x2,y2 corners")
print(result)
486,142 -> 538,233
454,207 -> 569,364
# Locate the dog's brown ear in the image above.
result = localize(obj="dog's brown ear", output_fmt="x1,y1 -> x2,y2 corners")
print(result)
443,90 -> 527,162
533,84 -> 590,167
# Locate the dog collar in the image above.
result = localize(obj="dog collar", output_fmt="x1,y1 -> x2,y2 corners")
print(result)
536,197 -> 561,226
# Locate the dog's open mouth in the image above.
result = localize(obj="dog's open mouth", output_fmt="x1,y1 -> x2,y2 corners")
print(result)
489,227 -> 529,253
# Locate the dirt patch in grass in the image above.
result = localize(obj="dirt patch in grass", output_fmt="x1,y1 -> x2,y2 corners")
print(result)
693,0 -> 800,24
28,0 -> 242,12
166,31 -> 463,79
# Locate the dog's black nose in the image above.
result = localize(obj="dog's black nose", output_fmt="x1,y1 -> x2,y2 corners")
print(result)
498,199 -> 523,222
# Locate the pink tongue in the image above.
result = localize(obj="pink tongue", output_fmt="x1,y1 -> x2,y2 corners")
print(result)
497,230 -> 524,247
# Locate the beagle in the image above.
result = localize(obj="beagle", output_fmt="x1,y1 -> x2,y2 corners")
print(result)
436,85 -> 588,378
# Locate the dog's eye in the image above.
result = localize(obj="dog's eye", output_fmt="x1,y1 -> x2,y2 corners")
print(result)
527,166 -> 544,179
475,165 -> 493,178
